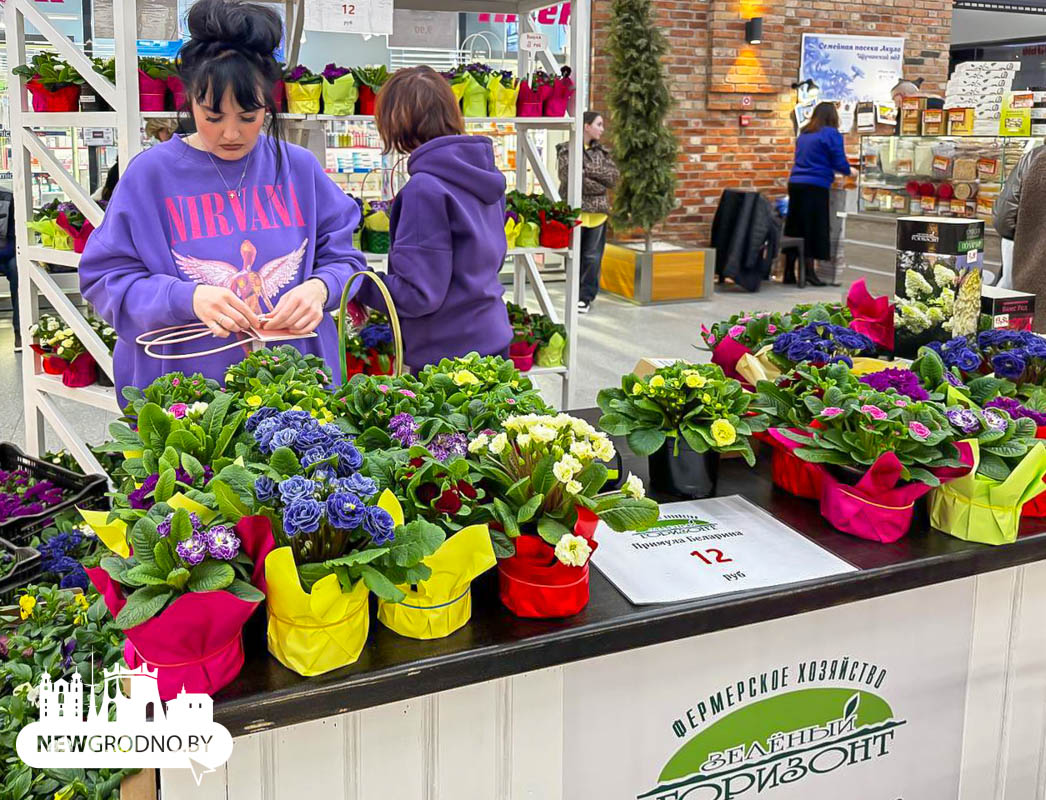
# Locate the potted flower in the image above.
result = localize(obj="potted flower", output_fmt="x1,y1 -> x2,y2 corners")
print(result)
506,190 -> 544,248
488,69 -> 519,118
13,54 -> 84,112
517,70 -> 554,117
931,407 -> 1046,544
534,314 -> 567,368
508,306 -> 538,372
448,63 -> 491,118
284,64 -> 322,114
544,66 -> 575,117
53,201 -> 95,253
768,321 -> 876,372
120,371 -> 220,420
83,57 -> 115,111
321,62 -> 358,116
247,408 -> 443,675
599,362 -> 766,498
137,57 -> 173,111
783,390 -> 970,542
505,208 -> 523,248
27,201 -> 74,250
344,311 -> 395,377
362,199 -> 391,253
352,65 -> 389,114
468,413 -> 659,617
538,200 -> 582,249
87,501 -> 272,700
27,318 -> 98,387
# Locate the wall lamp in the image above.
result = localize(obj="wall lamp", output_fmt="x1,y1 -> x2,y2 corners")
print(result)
745,17 -> 763,45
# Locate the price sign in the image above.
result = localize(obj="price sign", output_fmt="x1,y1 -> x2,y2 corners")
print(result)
82,128 -> 115,147
592,496 -> 855,604
305,0 -> 393,36
520,32 -> 548,53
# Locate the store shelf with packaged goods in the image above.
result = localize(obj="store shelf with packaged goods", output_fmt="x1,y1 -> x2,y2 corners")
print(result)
32,373 -> 118,412
22,246 -> 81,268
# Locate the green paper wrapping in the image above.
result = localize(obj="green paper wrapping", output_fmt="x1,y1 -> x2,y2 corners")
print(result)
516,221 -> 540,249
286,81 -> 322,114
536,332 -> 566,367
27,219 -> 73,250
321,73 -> 358,116
488,75 -> 520,118
460,73 -> 489,118
929,440 -> 1046,545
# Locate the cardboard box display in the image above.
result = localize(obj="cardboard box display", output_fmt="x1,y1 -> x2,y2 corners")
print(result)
922,108 -> 945,135
947,108 -> 975,135
981,285 -> 1035,331
893,217 -> 984,358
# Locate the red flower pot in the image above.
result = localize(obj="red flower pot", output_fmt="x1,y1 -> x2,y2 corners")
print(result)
273,80 -> 286,112
538,211 -> 579,250
62,352 -> 97,388
28,80 -> 82,112
359,85 -> 376,115
498,508 -> 599,618
771,445 -> 823,500
509,340 -> 537,372
1022,426 -> 1046,518
167,74 -> 186,110
42,355 -> 69,375
138,69 -> 168,112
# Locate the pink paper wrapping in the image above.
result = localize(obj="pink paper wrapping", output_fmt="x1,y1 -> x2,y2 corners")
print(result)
87,516 -> 275,700
544,74 -> 575,116
55,211 -> 95,254
847,278 -> 894,351
819,444 -> 974,543
517,81 -> 544,116
710,335 -> 752,383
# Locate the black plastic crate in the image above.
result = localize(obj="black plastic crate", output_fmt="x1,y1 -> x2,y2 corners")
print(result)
0,538 -> 42,602
0,444 -> 109,546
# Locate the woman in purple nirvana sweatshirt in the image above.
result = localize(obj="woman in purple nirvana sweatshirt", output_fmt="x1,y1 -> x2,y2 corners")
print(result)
79,0 -> 366,395
357,66 -> 512,371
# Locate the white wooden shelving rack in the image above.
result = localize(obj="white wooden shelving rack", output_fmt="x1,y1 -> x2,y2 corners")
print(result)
7,0 -> 587,474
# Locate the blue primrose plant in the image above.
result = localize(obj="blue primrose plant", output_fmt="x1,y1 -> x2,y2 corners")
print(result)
247,408 -> 444,601
768,323 -> 875,371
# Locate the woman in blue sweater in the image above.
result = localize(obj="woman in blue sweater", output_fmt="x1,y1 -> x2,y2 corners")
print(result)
784,102 -> 851,287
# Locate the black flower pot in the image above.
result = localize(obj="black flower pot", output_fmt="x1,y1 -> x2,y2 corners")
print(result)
824,462 -> 865,485
648,439 -> 720,499
79,93 -> 112,112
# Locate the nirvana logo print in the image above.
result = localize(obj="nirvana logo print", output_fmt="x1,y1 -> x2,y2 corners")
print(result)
638,662 -> 906,800
16,664 -> 233,785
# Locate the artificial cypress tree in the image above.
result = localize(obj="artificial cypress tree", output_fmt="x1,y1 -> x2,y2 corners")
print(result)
607,0 -> 678,251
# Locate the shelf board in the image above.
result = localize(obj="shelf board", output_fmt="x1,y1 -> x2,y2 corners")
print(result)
33,373 -> 118,412
22,112 -> 118,128
23,246 -> 81,268
527,365 -> 568,376
140,111 -> 574,129
364,246 -> 568,263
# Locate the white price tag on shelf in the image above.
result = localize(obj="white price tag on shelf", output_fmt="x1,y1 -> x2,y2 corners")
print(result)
82,128 -> 115,147
520,32 -> 548,53
305,0 -> 393,36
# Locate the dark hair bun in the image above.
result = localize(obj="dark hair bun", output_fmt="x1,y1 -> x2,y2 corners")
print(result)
185,0 -> 281,57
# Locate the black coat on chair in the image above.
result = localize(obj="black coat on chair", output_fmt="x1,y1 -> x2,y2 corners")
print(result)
709,189 -> 781,292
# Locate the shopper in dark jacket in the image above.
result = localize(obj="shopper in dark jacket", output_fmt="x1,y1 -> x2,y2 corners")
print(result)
357,66 -> 511,370
0,189 -> 18,352
993,144 -> 1041,288
785,102 -> 851,287
557,111 -> 619,314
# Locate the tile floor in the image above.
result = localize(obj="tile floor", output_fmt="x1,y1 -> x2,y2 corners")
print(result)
2,280 -> 842,454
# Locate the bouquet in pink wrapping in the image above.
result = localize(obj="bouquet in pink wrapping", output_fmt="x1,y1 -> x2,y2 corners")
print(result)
846,278 -> 894,351
88,509 -> 274,700
781,388 -> 973,542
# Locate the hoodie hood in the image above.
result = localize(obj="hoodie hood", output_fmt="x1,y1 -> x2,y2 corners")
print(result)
408,135 -> 506,204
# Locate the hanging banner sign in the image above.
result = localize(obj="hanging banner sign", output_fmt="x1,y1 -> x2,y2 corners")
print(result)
799,34 -> 905,104
592,496 -> 855,604
304,0 -> 394,36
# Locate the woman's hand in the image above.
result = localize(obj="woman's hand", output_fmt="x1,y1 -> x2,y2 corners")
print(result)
192,285 -> 261,338
260,279 -> 328,334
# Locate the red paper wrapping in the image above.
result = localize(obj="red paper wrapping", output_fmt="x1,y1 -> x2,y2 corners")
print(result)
544,74 -> 575,116
272,80 -> 285,112
62,352 -> 97,388
56,211 -> 95,254
709,335 -> 752,383
346,349 -> 395,378
498,508 -> 599,618
765,428 -> 822,500
87,516 -> 274,700
1022,426 -> 1046,518
359,85 -> 376,115
167,75 -> 186,110
538,211 -> 579,249
27,80 -> 81,112
138,69 -> 168,112
509,340 -> 538,372
819,444 -> 973,543
516,82 -> 544,117
846,278 -> 894,351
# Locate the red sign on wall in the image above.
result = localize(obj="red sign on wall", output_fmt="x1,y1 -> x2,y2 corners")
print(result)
478,3 -> 570,25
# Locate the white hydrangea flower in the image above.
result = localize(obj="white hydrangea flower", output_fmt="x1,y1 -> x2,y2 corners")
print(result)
554,534 -> 592,567
623,473 -> 646,500
933,263 -> 958,288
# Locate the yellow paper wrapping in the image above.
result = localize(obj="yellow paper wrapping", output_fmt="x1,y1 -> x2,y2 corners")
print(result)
505,216 -> 523,248
736,345 -> 781,387
377,524 -> 496,639
450,80 -> 467,105
167,492 -> 218,525
285,81 -> 322,114
264,546 -> 370,676
929,441 -> 1046,546
79,508 -> 129,558
320,73 -> 358,115
488,75 -> 520,118
363,200 -> 390,232
122,450 -> 143,459
848,357 -> 896,376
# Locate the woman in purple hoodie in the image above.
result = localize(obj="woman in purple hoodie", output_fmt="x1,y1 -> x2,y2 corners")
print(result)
357,66 -> 512,371
79,0 -> 366,394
